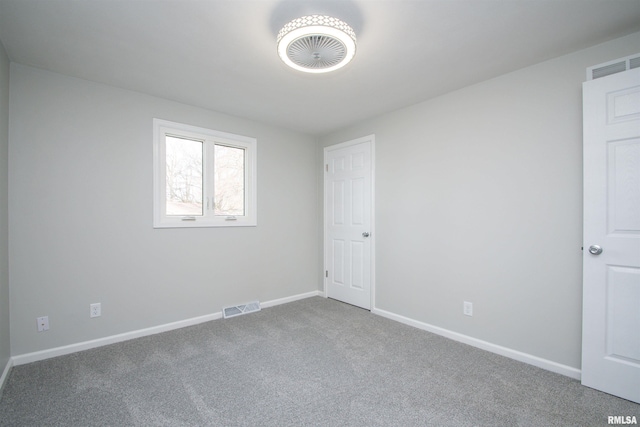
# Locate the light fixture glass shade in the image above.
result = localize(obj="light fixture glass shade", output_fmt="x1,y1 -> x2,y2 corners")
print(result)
277,15 -> 357,73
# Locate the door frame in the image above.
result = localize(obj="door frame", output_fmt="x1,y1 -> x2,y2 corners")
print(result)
323,135 -> 376,309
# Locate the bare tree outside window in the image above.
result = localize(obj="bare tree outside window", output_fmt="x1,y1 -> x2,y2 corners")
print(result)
154,119 -> 256,228
214,144 -> 245,216
165,136 -> 203,216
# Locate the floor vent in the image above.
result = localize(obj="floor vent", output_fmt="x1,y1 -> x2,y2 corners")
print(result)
587,53 -> 640,80
223,301 -> 261,319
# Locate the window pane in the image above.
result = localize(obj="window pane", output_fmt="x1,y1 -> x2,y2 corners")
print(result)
214,144 -> 245,216
165,136 -> 203,216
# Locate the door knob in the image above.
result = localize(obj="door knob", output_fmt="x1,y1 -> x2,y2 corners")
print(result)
588,245 -> 603,255
362,232 -> 370,238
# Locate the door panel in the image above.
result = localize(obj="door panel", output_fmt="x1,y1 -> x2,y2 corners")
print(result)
325,137 -> 373,310
582,67 -> 640,403
333,240 -> 345,284
608,139 -> 640,233
351,241 -> 364,290
333,180 -> 345,224
606,266 -> 640,362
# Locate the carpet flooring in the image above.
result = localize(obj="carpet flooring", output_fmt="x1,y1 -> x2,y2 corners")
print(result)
0,296 -> 638,426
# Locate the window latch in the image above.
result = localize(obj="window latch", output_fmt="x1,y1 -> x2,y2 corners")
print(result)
225,216 -> 237,221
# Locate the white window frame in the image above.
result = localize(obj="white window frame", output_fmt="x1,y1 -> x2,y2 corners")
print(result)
153,118 -> 257,228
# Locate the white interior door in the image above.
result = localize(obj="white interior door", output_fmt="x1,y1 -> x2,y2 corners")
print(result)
582,66 -> 640,403
324,136 -> 374,310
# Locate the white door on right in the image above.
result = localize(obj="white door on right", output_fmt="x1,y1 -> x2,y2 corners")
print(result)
582,66 -> 640,404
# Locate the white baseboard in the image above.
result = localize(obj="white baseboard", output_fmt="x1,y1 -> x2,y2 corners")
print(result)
12,290 -> 322,366
0,357 -> 13,396
13,291 -> 575,382
260,290 -> 321,308
372,307 -> 581,380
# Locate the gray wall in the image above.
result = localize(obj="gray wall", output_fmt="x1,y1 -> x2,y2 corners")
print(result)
8,64 -> 319,355
0,41 -> 10,372
319,32 -> 640,370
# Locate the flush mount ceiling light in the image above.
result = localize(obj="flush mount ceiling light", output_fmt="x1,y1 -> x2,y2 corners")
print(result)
277,15 -> 357,73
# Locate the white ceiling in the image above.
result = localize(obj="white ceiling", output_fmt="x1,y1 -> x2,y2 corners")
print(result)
1,0 -> 639,136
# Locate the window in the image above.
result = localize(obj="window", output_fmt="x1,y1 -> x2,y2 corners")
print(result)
153,119 -> 256,228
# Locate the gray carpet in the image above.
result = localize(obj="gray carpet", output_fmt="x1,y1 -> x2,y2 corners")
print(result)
0,297 -> 638,426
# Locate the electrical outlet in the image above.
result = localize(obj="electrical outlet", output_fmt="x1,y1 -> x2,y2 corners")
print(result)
463,301 -> 473,316
37,316 -> 49,332
90,303 -> 101,318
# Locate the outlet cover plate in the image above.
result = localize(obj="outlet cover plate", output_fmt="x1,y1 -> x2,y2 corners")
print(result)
37,316 -> 49,332
463,301 -> 473,316
90,303 -> 101,318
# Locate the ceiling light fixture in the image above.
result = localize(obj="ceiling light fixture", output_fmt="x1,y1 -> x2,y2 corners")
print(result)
277,15 -> 357,74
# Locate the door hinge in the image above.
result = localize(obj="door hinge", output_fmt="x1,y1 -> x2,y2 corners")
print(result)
325,164 -> 328,172
325,270 -> 328,278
